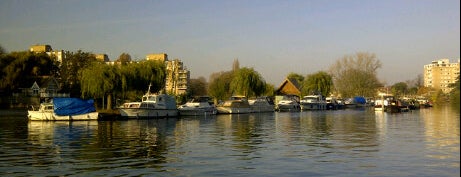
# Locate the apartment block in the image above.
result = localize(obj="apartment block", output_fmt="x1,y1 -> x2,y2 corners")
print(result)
30,44 -> 52,52
146,53 -> 168,62
424,59 -> 460,93
30,44 -> 65,63
94,54 -> 110,62
165,59 -> 190,95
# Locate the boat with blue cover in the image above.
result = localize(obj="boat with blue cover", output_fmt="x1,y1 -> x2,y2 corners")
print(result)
28,98 -> 99,121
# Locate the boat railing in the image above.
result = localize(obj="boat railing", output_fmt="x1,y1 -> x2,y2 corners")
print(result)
28,105 -> 40,111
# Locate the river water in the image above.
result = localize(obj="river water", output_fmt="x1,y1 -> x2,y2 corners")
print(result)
0,106 -> 459,177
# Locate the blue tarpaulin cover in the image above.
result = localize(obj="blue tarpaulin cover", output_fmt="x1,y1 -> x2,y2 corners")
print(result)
53,98 -> 96,116
353,96 -> 367,104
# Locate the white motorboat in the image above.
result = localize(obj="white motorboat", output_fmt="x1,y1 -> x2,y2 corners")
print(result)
178,96 -> 217,116
249,96 -> 274,113
216,96 -> 252,114
28,98 -> 99,121
119,85 -> 178,118
275,95 -> 300,112
326,97 -> 344,110
300,94 -> 327,110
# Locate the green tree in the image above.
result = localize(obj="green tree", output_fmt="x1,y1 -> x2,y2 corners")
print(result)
391,82 -> 408,97
208,71 -> 234,102
431,89 -> 447,105
0,51 -> 58,92
118,60 -> 166,101
302,71 -> 333,96
287,72 -> 304,85
60,50 -> 97,96
230,67 -> 266,97
329,52 -> 382,98
80,60 -> 166,109
188,77 -> 208,97
116,53 -> 132,65
80,62 -> 119,109
264,83 -> 275,96
449,75 -> 460,105
0,45 -> 5,55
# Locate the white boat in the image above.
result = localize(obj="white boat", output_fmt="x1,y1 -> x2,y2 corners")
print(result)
178,96 -> 217,116
326,97 -> 344,110
119,85 -> 178,118
28,98 -> 99,121
275,95 -> 300,112
300,94 -> 327,110
344,96 -> 367,108
216,96 -> 252,114
249,96 -> 275,113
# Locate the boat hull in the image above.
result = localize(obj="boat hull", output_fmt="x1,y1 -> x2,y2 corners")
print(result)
179,108 -> 217,116
300,103 -> 327,110
119,108 -> 178,118
216,107 -> 252,114
28,111 -> 99,121
276,104 -> 300,112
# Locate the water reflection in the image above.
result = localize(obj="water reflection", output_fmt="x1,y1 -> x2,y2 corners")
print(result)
421,106 -> 460,163
0,107 -> 458,176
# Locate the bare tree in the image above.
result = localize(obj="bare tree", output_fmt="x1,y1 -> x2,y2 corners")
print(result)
328,52 -> 383,98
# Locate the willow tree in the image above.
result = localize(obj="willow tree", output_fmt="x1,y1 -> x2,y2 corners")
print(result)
80,62 -> 120,109
329,52 -> 382,98
61,50 -> 97,96
287,72 -> 304,85
230,67 -> 266,98
391,82 -> 409,97
133,60 -> 166,92
302,71 -> 333,96
208,71 -> 234,102
0,51 -> 58,92
118,60 -> 166,101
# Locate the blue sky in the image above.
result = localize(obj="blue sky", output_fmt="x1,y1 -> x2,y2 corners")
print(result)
1,0 -> 459,85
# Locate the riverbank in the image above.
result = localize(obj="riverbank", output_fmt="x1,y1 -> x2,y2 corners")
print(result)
0,108 -> 27,116
97,109 -> 122,120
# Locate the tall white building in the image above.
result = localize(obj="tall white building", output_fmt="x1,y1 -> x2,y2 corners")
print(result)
424,59 -> 460,93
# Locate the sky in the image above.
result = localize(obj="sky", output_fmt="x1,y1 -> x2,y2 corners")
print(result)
1,0 -> 459,86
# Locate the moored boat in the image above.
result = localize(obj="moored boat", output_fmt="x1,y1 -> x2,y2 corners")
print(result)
119,85 -> 178,118
300,94 -> 327,110
216,96 -> 252,114
249,96 -> 275,113
28,98 -> 99,121
326,97 -> 344,110
275,95 -> 300,112
178,96 -> 217,116
344,96 -> 367,108
374,94 -> 410,113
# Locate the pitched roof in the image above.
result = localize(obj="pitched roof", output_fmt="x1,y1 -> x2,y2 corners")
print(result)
276,78 -> 301,96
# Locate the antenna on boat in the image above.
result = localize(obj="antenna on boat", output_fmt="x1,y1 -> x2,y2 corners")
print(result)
147,83 -> 152,94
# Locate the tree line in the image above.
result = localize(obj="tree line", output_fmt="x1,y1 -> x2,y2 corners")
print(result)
0,48 -> 165,109
1,44 -> 458,109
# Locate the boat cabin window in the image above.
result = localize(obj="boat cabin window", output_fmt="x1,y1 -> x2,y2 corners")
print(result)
143,95 -> 157,102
